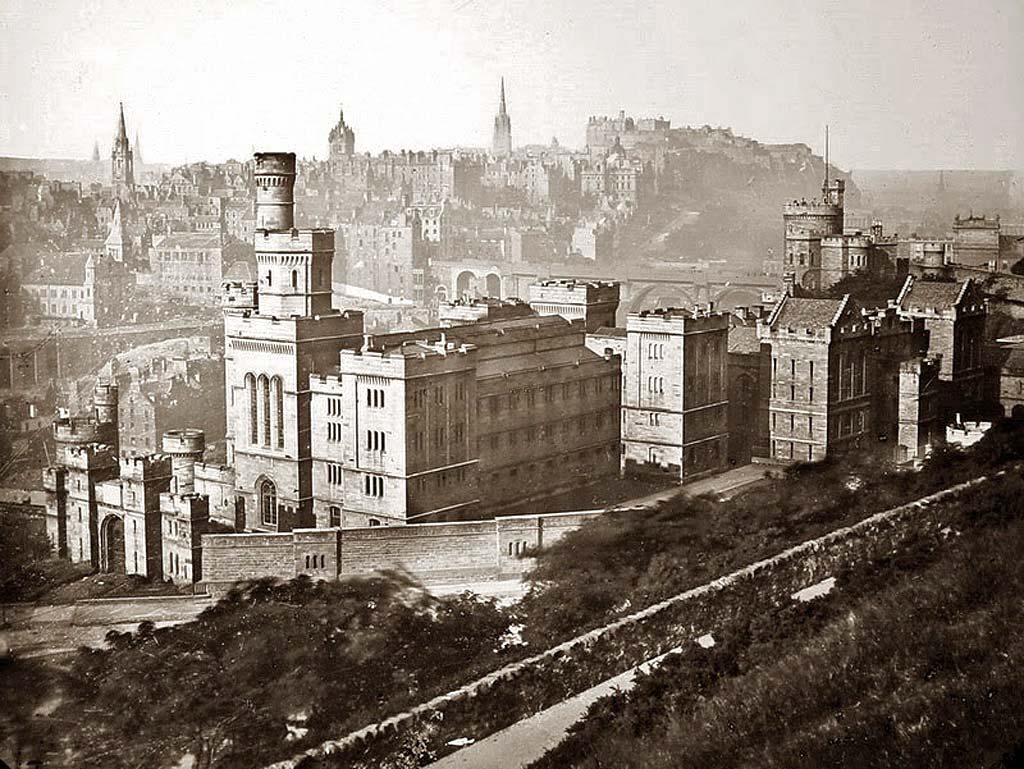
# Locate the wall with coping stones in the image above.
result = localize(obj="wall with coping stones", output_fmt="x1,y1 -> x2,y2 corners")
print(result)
262,472 -> 1001,769
201,510 -> 603,593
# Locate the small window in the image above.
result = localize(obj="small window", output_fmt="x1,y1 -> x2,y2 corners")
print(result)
291,270 -> 298,289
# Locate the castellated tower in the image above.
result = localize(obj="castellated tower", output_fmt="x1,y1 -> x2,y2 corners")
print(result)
782,176 -> 845,292
223,152 -> 364,532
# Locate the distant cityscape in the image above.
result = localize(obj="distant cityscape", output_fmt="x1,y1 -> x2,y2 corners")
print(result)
0,78 -> 1022,588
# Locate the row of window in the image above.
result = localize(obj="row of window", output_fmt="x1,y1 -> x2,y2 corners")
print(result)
366,430 -> 386,453
480,375 -> 618,416
245,373 -> 285,449
366,388 -> 386,408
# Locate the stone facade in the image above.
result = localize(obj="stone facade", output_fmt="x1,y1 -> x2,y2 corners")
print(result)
952,213 -> 1001,270
309,315 -> 622,525
620,307 -> 730,480
782,178 -> 845,291
527,279 -> 621,332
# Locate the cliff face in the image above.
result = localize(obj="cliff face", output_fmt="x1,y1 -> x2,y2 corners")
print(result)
617,131 -> 860,269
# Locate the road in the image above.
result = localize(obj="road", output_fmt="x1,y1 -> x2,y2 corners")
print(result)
426,646 -> 685,769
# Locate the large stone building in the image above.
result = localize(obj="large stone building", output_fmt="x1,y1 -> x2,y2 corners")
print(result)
337,209 -> 427,301
951,213 -> 1002,270
758,292 -> 950,464
617,307 -> 730,480
21,249 -> 129,326
309,314 -> 622,526
145,232 -> 226,303
527,279 -> 621,332
782,178 -> 845,291
224,152 -> 366,531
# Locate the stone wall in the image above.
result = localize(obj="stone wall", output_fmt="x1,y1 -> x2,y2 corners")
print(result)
260,471 -> 999,769
201,510 -> 603,593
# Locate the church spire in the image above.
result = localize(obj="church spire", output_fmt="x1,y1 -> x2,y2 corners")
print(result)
134,130 -> 142,166
492,77 -> 512,158
116,102 -> 128,144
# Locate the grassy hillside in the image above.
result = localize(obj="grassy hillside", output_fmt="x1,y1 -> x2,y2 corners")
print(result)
530,472 -> 1024,769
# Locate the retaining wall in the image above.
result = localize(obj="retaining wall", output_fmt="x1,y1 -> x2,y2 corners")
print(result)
262,472 -> 1003,768
201,510 -> 604,594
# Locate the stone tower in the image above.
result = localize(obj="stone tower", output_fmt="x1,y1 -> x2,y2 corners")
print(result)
111,102 -> 134,203
223,152 -> 365,532
328,106 -> 355,161
492,78 -> 512,158
781,127 -> 844,291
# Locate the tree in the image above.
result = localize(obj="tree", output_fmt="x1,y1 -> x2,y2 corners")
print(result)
55,573 -> 511,769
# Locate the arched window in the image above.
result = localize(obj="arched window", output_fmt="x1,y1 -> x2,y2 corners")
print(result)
272,376 -> 284,449
258,478 -> 278,528
245,373 -> 257,444
258,375 -> 270,447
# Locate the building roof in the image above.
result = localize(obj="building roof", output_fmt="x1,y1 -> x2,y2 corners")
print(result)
1002,348 -> 1024,376
896,276 -> 971,313
151,232 -> 222,250
768,295 -> 847,330
23,252 -> 92,286
590,326 -> 627,338
728,324 -> 762,354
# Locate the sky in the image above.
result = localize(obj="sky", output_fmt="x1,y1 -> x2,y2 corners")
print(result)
1,0 -> 1021,170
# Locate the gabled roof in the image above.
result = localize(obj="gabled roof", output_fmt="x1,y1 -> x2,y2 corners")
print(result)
896,275 -> 976,313
766,294 -> 849,331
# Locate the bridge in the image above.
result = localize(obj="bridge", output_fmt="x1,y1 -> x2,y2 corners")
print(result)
431,259 -> 781,320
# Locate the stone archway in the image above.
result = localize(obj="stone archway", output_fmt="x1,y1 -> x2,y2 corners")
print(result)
484,273 -> 501,298
627,284 -> 696,314
713,287 -> 764,311
101,515 -> 125,574
456,270 -> 475,298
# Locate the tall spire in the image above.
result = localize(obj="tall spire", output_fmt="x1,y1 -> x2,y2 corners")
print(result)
92,140 -> 100,163
117,102 -> 128,143
492,78 -> 512,157
499,77 -> 507,115
824,124 -> 830,189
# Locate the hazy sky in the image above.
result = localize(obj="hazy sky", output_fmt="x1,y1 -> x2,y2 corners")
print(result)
1,0 -> 1021,170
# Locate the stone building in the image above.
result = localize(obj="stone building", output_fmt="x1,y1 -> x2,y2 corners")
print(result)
309,314 -> 622,526
782,178 -> 845,291
619,307 -> 730,480
759,294 -> 935,463
726,306 -> 771,465
21,249 -> 129,326
328,105 -> 356,161
438,297 -> 534,327
527,279 -> 621,332
952,213 -> 1002,270
224,152 -> 366,532
492,78 -> 512,158
895,276 -> 988,407
146,232 -> 226,303
337,209 -> 427,301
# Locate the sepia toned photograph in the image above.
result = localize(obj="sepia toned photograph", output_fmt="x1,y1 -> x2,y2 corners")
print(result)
0,0 -> 1022,766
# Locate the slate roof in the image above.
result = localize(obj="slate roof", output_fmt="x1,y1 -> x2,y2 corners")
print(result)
898,279 -> 965,312
769,296 -> 846,330
728,324 -> 762,354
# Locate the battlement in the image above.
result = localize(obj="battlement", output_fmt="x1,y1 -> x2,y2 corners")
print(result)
784,200 -> 844,217
119,453 -> 172,480
222,280 -> 257,309
162,428 -> 206,457
254,228 -> 335,253
822,233 -> 873,248
529,279 -> 621,304
627,305 -> 729,334
954,213 -> 1000,229
53,416 -> 106,445
337,336 -> 477,377
161,492 -> 210,520
63,443 -> 118,470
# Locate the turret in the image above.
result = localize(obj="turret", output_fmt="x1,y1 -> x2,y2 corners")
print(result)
254,152 -> 296,231
162,428 -> 206,495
